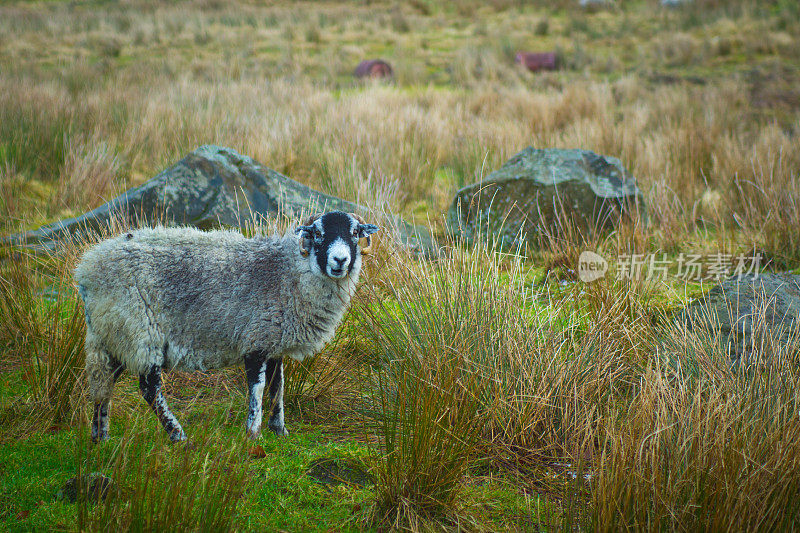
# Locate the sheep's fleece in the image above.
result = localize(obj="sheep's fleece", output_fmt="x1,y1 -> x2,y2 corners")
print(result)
76,215 -> 376,441
77,226 -> 359,374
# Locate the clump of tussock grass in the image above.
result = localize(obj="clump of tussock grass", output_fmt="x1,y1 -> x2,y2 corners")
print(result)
591,306 -> 800,531
0,246 -> 86,426
732,150 -> 800,268
354,214 -> 654,529
356,233 -> 508,529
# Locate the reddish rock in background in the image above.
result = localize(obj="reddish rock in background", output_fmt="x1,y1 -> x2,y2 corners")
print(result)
354,59 -> 393,79
515,52 -> 558,72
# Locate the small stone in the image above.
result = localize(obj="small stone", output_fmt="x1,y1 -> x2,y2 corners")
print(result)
661,0 -> 692,7
579,0 -> 614,10
307,458 -> 374,487
515,52 -> 558,72
57,472 -> 114,503
354,59 -> 393,79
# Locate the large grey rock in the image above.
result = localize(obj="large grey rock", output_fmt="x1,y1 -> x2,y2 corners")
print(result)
3,145 -> 430,253
579,0 -> 615,9
661,0 -> 692,7
448,147 -> 646,248
681,273 -> 800,366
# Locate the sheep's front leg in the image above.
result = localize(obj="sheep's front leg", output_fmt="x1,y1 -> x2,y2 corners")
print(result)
266,357 -> 287,437
139,365 -> 186,442
244,351 -> 267,439
245,353 -> 287,438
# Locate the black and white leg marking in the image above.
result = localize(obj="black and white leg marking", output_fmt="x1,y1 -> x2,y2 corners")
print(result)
139,365 -> 186,442
245,353 -> 287,439
91,357 -> 125,443
91,400 -> 110,443
244,351 -> 267,439
266,358 -> 287,437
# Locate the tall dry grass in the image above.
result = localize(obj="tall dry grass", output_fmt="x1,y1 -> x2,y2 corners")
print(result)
732,148 -> 800,267
3,73 -> 797,247
351,210 -> 800,529
0,247 -> 87,425
592,312 -> 800,531
1,0 -> 797,247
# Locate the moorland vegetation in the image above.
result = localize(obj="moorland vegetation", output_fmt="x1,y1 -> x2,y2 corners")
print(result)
1,0 -> 799,530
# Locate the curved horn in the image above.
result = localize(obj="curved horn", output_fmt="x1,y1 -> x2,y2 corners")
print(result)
303,213 -> 323,226
298,233 -> 310,257
349,212 -> 373,255
297,213 -> 323,257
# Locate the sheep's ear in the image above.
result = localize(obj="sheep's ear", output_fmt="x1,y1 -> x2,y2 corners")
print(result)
295,225 -> 314,235
357,224 -> 379,238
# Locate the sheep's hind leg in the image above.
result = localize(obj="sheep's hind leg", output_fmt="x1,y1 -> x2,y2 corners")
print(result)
86,336 -> 125,443
139,365 -> 186,442
90,357 -> 125,442
266,358 -> 288,437
244,351 -> 267,439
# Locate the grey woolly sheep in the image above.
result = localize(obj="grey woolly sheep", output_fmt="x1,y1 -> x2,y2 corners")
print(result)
75,211 -> 379,443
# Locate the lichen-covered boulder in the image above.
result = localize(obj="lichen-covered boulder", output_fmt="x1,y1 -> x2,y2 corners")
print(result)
680,273 -> 800,367
4,145 -> 430,253
447,147 -> 646,248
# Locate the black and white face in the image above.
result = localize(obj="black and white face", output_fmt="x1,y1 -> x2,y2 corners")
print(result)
297,212 -> 380,280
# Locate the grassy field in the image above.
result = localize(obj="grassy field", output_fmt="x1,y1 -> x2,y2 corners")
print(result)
1,0 -> 800,531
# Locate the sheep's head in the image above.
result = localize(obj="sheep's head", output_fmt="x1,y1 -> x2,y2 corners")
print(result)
296,211 -> 380,280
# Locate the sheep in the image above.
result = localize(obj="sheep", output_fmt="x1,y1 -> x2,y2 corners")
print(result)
74,211 -> 379,443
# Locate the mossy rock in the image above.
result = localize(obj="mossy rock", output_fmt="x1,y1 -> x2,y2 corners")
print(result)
307,457 -> 373,487
57,472 -> 114,503
678,273 -> 800,367
4,145 -> 432,255
447,147 -> 646,248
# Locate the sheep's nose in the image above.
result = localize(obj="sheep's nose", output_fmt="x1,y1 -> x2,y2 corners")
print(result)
333,256 -> 347,267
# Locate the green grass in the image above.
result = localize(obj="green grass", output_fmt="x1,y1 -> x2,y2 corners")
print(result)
0,387 -> 539,532
0,419 -> 376,531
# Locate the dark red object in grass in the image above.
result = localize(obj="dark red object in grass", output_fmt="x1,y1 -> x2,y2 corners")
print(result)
354,59 -> 393,79
249,445 -> 267,459
515,52 -> 558,72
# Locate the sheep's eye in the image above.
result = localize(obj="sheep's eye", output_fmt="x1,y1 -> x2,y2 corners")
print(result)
314,229 -> 322,238
352,229 -> 358,237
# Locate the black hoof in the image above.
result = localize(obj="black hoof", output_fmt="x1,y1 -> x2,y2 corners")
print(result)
269,425 -> 289,437
168,430 -> 188,443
